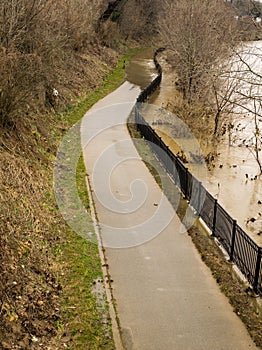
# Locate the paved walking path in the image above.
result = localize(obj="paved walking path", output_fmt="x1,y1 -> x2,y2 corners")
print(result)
81,82 -> 258,350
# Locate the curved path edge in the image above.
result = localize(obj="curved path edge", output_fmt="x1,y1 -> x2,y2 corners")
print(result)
81,80 -> 258,349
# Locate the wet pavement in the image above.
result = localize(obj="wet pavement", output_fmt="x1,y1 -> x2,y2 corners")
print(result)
81,82 -> 258,349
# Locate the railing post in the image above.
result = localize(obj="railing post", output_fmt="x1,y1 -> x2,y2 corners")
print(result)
174,157 -> 177,184
229,220 -> 237,262
212,199 -> 218,236
166,145 -> 170,173
253,247 -> 262,294
185,168 -> 189,200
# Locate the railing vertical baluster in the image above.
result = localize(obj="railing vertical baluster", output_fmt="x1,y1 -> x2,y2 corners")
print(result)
185,168 -> 189,200
175,158 -> 179,185
212,199 -> 218,237
166,145 -> 170,173
229,220 -> 237,262
198,181 -> 202,215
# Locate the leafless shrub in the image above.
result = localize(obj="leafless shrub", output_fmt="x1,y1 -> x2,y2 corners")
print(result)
159,0 -> 239,104
0,0 -> 106,127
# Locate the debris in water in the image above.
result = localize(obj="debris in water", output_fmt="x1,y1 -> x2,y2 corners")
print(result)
247,217 -> 256,224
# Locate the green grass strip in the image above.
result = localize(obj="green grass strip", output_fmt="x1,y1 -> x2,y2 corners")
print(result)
56,48 -> 141,350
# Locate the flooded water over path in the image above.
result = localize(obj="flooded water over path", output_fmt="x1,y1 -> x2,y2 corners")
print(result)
125,48 -> 157,89
126,48 -> 262,246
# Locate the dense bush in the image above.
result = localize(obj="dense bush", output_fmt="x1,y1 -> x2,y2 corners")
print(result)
0,0 -> 106,127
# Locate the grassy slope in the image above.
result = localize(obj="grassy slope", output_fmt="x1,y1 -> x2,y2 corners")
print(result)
0,48 -> 140,350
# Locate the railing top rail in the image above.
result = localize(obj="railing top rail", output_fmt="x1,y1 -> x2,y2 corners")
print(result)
134,48 -> 261,294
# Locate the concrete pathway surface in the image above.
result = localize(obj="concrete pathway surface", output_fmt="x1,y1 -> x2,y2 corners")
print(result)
81,82 -> 258,350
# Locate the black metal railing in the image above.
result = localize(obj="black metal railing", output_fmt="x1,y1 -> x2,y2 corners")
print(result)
134,48 -> 262,294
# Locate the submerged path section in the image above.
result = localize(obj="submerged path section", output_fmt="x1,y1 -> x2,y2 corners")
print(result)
81,82 -> 257,349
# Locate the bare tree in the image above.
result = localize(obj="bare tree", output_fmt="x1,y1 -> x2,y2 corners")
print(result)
211,42 -> 262,173
251,97 -> 262,173
53,0 -> 101,51
159,0 -> 239,104
118,0 -> 160,40
210,52 -> 248,135
232,46 -> 262,173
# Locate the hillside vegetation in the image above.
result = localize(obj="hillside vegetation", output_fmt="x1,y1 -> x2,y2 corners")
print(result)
0,1 -> 136,349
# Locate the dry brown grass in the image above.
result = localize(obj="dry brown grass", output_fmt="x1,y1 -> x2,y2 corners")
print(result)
0,148 -> 65,349
0,45 -> 136,349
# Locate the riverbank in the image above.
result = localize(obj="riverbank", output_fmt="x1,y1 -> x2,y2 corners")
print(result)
126,47 -> 262,246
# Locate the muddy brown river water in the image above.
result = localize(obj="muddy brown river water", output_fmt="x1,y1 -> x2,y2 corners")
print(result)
126,47 -> 262,246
